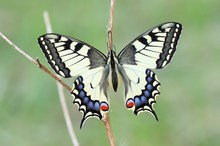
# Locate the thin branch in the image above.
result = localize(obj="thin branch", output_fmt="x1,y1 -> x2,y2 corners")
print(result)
103,113 -> 116,146
0,31 -> 81,146
57,81 -> 79,146
43,11 -> 79,146
37,58 -> 72,92
0,32 -> 71,93
103,0 -> 116,146
43,11 -> 53,33
107,0 -> 115,52
0,32 -> 37,65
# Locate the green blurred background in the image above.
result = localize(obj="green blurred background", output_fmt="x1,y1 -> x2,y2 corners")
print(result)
0,0 -> 220,146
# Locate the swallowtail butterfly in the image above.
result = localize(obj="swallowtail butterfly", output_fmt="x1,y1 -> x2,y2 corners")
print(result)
38,22 -> 182,128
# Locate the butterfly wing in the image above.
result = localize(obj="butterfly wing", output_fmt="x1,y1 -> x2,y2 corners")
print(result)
38,33 -> 107,77
118,22 -> 182,118
38,33 -> 109,127
71,67 -> 109,128
118,66 -> 160,119
118,22 -> 182,69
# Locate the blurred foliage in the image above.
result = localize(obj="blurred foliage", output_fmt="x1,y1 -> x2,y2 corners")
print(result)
1,0 -> 220,146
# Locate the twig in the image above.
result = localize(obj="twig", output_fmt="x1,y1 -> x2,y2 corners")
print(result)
103,0 -> 116,146
107,0 -> 115,52
103,113 -> 116,146
0,32 -> 37,65
57,80 -> 79,146
43,11 -> 52,33
43,11 -> 79,146
37,58 -> 72,91
0,32 -> 71,92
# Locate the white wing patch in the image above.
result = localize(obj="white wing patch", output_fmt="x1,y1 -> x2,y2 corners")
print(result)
135,53 -> 157,68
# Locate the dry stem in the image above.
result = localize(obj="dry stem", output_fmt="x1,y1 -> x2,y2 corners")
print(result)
0,32 -> 70,92
103,0 -> 116,146
43,11 -> 79,146
107,0 -> 115,52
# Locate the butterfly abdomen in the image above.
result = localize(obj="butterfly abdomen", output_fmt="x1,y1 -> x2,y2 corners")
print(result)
109,50 -> 119,92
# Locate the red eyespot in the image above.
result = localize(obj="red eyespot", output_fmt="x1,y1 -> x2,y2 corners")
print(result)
126,99 -> 135,108
100,102 -> 109,111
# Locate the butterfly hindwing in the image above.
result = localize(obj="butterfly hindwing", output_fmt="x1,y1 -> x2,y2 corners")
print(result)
71,68 -> 109,128
38,34 -> 109,127
118,22 -> 182,118
118,64 -> 160,119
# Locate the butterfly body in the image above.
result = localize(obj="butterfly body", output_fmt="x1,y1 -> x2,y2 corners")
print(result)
111,50 -> 125,92
38,22 -> 182,128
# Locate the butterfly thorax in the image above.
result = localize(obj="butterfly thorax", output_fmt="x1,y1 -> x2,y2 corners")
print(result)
107,50 -> 119,92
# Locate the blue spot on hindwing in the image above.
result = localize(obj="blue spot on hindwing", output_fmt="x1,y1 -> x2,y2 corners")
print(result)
94,101 -> 100,112
77,76 -> 83,82
144,90 -> 150,97
87,101 -> 94,110
147,84 -> 153,91
83,97 -> 89,104
134,96 -> 141,107
140,95 -> 147,104
146,76 -> 153,83
79,91 -> 86,98
146,69 -> 151,75
77,84 -> 84,90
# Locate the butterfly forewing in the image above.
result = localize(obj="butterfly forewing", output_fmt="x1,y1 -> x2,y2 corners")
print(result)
118,22 -> 182,69
38,34 -> 110,127
38,33 -> 107,77
118,22 -> 182,118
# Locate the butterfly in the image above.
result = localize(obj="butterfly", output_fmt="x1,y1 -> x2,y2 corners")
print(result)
38,22 -> 182,128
